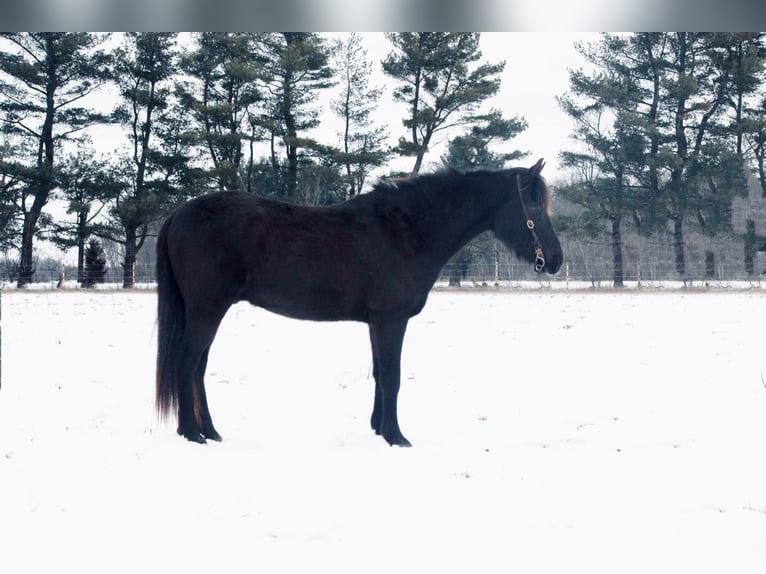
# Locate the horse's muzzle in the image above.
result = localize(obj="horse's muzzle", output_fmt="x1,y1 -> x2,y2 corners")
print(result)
543,252 -> 564,275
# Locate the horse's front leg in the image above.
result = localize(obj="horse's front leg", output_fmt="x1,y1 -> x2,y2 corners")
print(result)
368,333 -> 382,435
368,319 -> 411,447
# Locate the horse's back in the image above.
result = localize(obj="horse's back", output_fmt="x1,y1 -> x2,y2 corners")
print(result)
165,192 -> 374,320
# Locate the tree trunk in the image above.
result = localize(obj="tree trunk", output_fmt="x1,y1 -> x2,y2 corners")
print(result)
704,251 -> 715,279
447,249 -> 470,287
18,172 -> 51,286
281,68 -> 299,200
17,210 -> 40,287
18,84 -> 55,287
611,216 -> 624,287
286,142 -> 298,200
268,130 -> 281,193
76,210 -> 87,284
77,236 -> 85,285
122,227 -> 138,289
410,131 -> 432,175
412,152 -> 424,175
745,219 -> 756,275
19,36 -> 57,287
673,217 -> 686,276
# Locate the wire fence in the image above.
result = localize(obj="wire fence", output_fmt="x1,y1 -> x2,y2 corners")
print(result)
2,232 -> 766,291
3,263 -> 766,293
431,233 -> 766,290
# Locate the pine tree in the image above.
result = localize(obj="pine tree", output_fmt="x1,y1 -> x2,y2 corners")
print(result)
110,32 -> 181,288
441,110 -> 526,170
751,95 -> 766,196
0,138 -> 23,252
558,34 -> 651,286
0,33 -> 111,287
82,237 -> 107,288
177,33 -> 264,191
382,33 -> 504,174
331,33 -> 390,198
716,33 -> 765,156
49,144 -> 120,284
254,33 -> 335,201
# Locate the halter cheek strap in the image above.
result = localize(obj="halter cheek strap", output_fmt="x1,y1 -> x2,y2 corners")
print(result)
516,174 -> 545,272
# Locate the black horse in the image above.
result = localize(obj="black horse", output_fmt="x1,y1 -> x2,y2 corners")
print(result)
156,159 -> 563,447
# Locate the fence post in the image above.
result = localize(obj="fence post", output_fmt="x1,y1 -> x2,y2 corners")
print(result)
565,261 -> 570,289
637,261 -> 641,289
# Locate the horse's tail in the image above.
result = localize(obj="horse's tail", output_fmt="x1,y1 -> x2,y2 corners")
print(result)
155,212 -> 184,422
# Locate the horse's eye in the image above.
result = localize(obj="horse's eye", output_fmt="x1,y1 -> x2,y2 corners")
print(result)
525,191 -> 541,210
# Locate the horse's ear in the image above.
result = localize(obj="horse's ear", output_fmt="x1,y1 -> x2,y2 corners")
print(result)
529,158 -> 545,178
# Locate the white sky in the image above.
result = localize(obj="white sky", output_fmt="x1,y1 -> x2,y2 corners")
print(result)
479,33 -> 598,178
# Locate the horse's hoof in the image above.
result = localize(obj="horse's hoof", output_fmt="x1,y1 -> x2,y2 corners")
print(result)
204,430 -> 223,442
383,432 -> 412,448
179,429 -> 207,444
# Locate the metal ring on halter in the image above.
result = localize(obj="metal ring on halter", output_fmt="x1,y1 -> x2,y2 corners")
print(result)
534,247 -> 545,272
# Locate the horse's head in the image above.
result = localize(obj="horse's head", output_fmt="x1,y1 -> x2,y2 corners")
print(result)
494,159 -> 563,275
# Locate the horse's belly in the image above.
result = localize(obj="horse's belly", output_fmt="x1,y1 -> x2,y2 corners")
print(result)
245,281 -> 368,322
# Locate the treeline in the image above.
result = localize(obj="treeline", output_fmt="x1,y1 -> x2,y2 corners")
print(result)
2,33 -> 765,290
556,32 -> 766,286
0,32 -> 525,288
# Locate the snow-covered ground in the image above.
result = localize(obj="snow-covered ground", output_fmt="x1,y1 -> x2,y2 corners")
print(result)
1,290 -> 765,573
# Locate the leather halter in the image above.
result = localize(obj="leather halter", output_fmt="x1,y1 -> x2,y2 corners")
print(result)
516,173 -> 545,272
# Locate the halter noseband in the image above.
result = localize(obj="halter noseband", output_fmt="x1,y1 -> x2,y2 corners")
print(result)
516,173 -> 546,272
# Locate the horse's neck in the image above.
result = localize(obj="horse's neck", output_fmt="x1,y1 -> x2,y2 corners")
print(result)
416,179 -> 505,265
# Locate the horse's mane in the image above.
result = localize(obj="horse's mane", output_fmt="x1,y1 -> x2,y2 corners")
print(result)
366,166 -> 552,213
370,167 -> 461,194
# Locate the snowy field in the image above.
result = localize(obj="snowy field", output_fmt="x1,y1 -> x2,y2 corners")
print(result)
1,289 -> 765,573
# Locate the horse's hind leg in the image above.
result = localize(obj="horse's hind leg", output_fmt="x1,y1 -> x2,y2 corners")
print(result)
177,354 -> 205,443
195,346 -> 222,441
177,307 -> 228,443
177,344 -> 207,443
